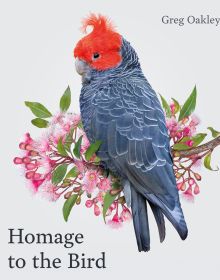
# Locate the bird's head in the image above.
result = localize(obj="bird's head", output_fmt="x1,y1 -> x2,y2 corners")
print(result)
74,14 -> 140,83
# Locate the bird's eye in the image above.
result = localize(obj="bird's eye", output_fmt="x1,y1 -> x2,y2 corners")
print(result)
93,53 -> 100,59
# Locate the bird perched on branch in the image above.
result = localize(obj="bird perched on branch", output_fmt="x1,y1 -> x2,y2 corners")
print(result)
74,14 -> 188,252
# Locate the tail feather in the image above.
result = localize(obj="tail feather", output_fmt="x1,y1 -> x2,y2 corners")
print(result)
148,201 -> 166,243
145,193 -> 188,240
131,187 -> 150,252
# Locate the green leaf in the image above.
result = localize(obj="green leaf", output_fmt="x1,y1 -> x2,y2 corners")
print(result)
159,94 -> 172,118
60,86 -> 71,112
65,167 -> 79,179
102,181 -> 121,222
63,194 -> 78,222
77,121 -> 83,129
64,128 -> 74,152
207,127 -> 220,138
52,164 -> 68,185
192,133 -> 207,147
57,139 -> 68,156
85,140 -> 102,161
25,101 -> 52,118
73,136 -> 83,159
103,192 -> 118,222
204,153 -> 219,171
171,98 -> 181,113
173,143 -> 191,150
178,136 -> 190,143
31,118 -> 49,128
178,86 -> 197,121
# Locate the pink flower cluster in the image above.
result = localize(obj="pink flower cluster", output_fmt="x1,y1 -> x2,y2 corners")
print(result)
166,111 -> 200,147
14,112 -> 131,228
166,102 -> 202,201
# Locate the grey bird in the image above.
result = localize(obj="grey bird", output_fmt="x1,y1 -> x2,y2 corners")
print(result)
74,14 -> 188,252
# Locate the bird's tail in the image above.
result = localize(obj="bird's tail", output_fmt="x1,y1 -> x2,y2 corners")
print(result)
131,189 -> 188,252
146,193 -> 188,241
131,187 -> 150,252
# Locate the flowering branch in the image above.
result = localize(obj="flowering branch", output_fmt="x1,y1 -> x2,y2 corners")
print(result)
162,86 -> 220,201
173,135 -> 220,157
13,85 -> 220,226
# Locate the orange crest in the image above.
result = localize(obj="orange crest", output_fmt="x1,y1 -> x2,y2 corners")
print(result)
74,14 -> 122,71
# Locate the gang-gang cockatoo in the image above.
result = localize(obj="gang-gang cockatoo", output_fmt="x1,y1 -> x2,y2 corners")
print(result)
74,14 -> 188,252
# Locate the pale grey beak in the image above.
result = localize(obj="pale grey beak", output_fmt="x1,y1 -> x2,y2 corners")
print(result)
75,58 -> 92,84
75,58 -> 90,75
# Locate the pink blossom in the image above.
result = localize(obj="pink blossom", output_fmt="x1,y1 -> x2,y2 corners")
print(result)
82,170 -> 99,194
69,114 -> 81,126
185,140 -> 194,147
107,213 -> 123,229
51,112 -> 64,125
28,178 -> 45,193
81,133 -> 90,153
190,114 -> 200,126
40,181 -> 60,201
74,160 -> 85,173
50,128 -> 66,145
170,103 -> 176,114
166,117 -> 179,133
182,186 -> 194,202
39,156 -> 55,173
120,207 -> 132,222
95,192 -> 104,203
99,178 -> 111,192
34,136 -> 51,153
94,204 -> 101,216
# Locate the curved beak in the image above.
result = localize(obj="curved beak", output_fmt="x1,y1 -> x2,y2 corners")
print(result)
75,58 -> 90,75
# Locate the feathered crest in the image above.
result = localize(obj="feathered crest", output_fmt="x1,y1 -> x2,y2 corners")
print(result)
81,13 -> 116,34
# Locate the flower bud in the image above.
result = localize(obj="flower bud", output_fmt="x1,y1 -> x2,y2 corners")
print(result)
76,196 -> 81,205
25,144 -> 33,151
173,151 -> 180,157
64,191 -> 72,199
189,178 -> 195,186
29,150 -> 39,157
19,142 -> 26,150
13,157 -> 23,164
182,117 -> 189,124
85,199 -> 93,208
194,173 -> 201,181
73,187 -> 81,193
185,140 -> 194,147
25,163 -> 36,170
60,182 -> 70,188
176,132 -> 182,139
25,171 -> 35,179
181,183 -> 186,191
94,204 -> 101,216
176,172 -> 182,179
177,182 -> 184,190
78,174 -> 83,180
194,185 -> 200,195
22,157 -> 31,164
33,173 -> 41,180
110,189 -> 122,196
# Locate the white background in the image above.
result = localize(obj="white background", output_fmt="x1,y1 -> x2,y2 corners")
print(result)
0,0 -> 220,279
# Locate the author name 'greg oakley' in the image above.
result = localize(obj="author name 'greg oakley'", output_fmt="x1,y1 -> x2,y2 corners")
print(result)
161,14 -> 220,27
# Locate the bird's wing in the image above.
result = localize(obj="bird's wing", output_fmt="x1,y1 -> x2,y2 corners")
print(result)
91,77 -> 179,209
